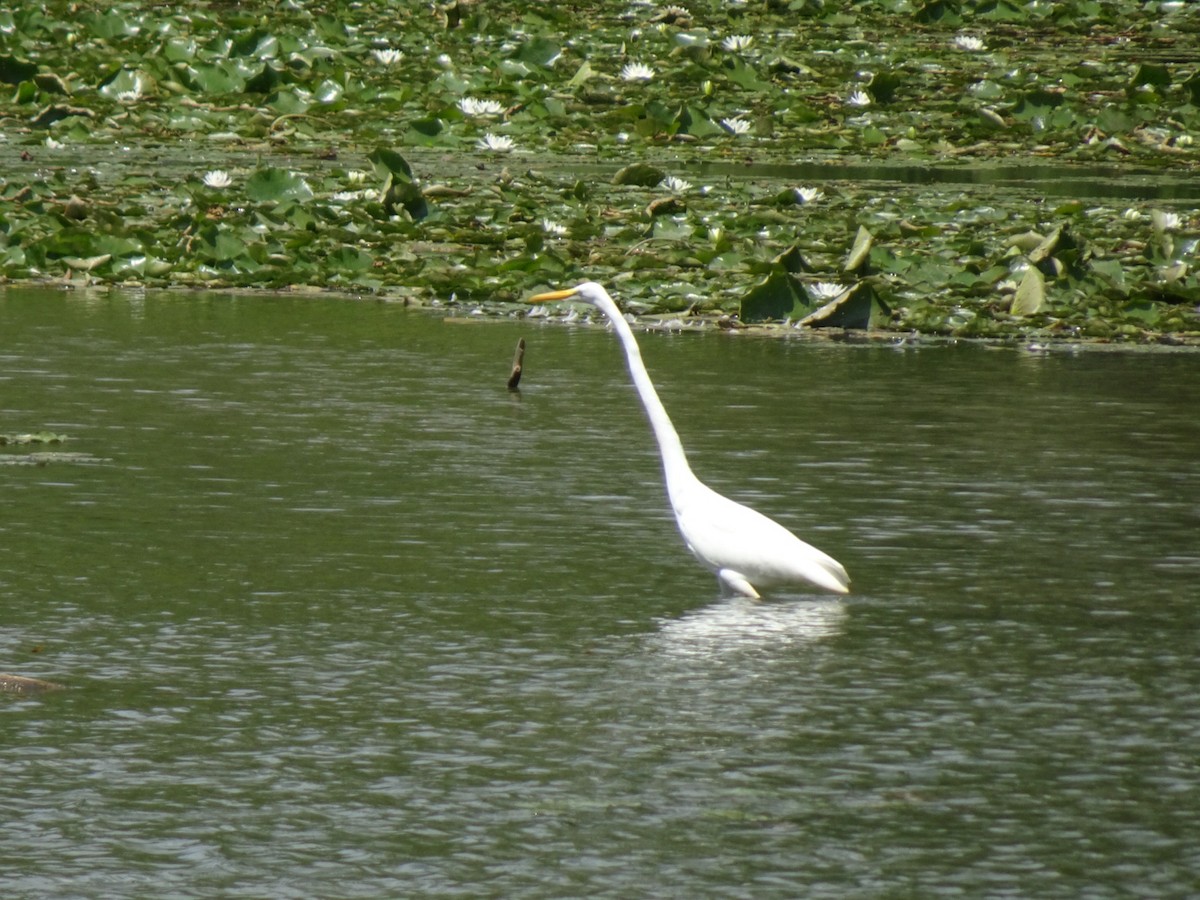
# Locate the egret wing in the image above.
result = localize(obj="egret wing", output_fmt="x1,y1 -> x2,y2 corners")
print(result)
673,484 -> 849,594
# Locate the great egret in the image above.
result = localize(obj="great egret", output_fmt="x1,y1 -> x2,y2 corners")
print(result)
527,281 -> 850,598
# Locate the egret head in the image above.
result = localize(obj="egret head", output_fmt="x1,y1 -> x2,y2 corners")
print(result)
527,281 -> 609,307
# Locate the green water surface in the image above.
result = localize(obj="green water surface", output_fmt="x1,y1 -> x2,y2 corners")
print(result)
2,288 -> 1198,897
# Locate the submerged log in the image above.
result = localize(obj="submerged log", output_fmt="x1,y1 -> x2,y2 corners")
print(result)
0,673 -> 66,695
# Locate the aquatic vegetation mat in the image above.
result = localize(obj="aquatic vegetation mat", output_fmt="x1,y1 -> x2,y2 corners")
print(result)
2,0 -> 1200,341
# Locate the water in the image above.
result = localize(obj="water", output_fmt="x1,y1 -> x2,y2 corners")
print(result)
2,287 -> 1198,897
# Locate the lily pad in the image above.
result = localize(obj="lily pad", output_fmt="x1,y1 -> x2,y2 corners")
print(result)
612,164 -> 665,188
245,167 -> 314,202
0,55 -> 38,85
738,271 -> 811,323
844,226 -> 874,273
798,284 -> 890,330
1011,265 -> 1046,316
370,146 -> 430,221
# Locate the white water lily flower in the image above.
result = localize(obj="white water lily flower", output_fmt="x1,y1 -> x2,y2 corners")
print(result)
372,48 -> 403,66
347,170 -> 368,185
332,189 -> 379,202
846,89 -> 872,108
721,34 -> 754,52
620,62 -> 655,82
663,175 -> 692,194
1154,210 -> 1182,232
116,87 -> 142,103
1122,208 -> 1143,221
952,34 -> 986,52
203,170 -> 232,189
458,97 -> 505,117
721,115 -> 751,135
809,282 -> 847,300
542,218 -> 567,236
476,132 -> 515,152
45,136 -> 64,150
794,186 -> 823,203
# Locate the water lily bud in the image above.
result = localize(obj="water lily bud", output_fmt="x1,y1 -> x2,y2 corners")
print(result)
702,80 -> 714,97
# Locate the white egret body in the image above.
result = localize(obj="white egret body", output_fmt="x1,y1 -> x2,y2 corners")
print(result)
528,282 -> 850,598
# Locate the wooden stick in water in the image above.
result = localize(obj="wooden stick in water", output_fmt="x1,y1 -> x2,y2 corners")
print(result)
507,338 -> 526,390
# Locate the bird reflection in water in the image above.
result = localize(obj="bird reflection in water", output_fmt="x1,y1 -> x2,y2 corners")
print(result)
652,598 -> 846,659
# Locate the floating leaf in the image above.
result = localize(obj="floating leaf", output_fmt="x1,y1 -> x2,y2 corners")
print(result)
368,147 -> 416,182
867,70 -> 903,105
1028,225 -> 1063,264
724,58 -> 773,93
61,254 -> 111,271
185,62 -> 246,95
915,0 -> 963,25
976,107 -> 1006,129
406,117 -> 445,145
328,247 -> 373,272
498,60 -> 533,79
30,104 -> 94,128
738,271 -> 811,323
267,89 -> 311,115
977,0 -> 1025,20
245,167 -> 314,202
199,228 -> 251,262
88,10 -> 139,40
1183,71 -> 1200,107
844,226 -> 874,272
567,61 -> 596,88
773,243 -> 810,275
368,147 -> 429,221
1008,231 -> 1045,252
1013,88 -> 1065,119
798,284 -> 890,330
517,37 -> 561,68
1129,63 -> 1170,91
244,62 -> 282,94
1010,265 -> 1045,316
646,197 -> 685,218
674,105 -> 724,138
612,164 -> 665,187
0,55 -> 38,85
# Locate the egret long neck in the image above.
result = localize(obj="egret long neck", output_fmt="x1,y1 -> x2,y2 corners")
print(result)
595,298 -> 694,491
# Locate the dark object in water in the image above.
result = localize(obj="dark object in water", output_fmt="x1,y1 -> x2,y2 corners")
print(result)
507,338 -> 526,391
0,673 -> 66,695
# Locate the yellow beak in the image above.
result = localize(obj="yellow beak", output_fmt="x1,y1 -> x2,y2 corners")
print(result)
527,287 -> 580,303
